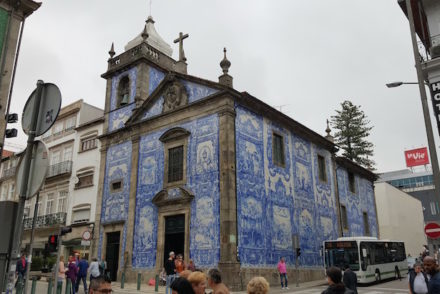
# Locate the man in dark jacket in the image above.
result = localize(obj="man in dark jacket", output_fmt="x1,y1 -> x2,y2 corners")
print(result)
423,256 -> 440,294
343,265 -> 358,294
15,253 -> 27,288
76,255 -> 89,293
322,267 -> 354,294
165,251 -> 176,294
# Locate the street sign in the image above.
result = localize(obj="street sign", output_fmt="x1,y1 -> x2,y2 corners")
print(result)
22,83 -> 61,137
82,230 -> 91,241
81,240 -> 91,246
425,222 -> 440,239
15,140 -> 49,199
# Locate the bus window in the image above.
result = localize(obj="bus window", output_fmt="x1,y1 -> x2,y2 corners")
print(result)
324,245 -> 360,271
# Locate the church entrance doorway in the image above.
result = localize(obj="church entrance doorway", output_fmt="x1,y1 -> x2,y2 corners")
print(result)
106,231 -> 120,281
164,214 -> 185,264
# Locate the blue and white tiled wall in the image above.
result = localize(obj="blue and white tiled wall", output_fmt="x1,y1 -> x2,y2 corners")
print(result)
132,114 -> 220,269
337,167 -> 378,238
236,105 -> 340,268
99,141 -> 132,267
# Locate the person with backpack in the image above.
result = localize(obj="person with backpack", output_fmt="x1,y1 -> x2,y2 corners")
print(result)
408,262 -> 429,294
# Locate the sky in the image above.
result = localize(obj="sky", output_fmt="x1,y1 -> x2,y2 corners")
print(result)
5,0 -> 436,173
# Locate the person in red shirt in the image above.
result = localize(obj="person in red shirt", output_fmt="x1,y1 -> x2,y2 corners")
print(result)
175,254 -> 186,274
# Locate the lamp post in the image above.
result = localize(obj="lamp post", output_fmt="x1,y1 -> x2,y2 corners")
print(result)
386,78 -> 440,209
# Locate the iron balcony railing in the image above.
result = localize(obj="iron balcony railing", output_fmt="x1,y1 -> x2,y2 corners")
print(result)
23,212 -> 67,230
47,161 -> 72,178
0,166 -> 16,180
417,33 -> 440,62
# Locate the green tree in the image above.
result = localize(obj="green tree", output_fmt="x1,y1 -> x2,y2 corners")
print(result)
331,100 -> 375,170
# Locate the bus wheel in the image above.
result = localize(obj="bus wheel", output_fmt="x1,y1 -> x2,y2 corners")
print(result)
375,270 -> 381,283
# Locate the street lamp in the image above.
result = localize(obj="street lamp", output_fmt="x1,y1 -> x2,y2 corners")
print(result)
386,81 -> 419,88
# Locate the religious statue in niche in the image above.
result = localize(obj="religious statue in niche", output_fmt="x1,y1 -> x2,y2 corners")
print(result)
162,81 -> 188,112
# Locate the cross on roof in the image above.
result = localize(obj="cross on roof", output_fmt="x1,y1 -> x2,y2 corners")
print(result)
174,32 -> 189,62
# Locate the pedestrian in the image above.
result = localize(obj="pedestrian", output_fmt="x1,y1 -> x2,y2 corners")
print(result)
99,255 -> 107,277
277,257 -> 289,290
423,256 -> 440,294
76,255 -> 89,293
58,256 -> 67,293
66,256 -> 78,294
165,251 -> 177,294
322,267 -> 354,294
15,253 -> 27,287
175,254 -> 186,274
188,271 -> 207,294
89,275 -> 112,294
408,262 -> 428,294
342,265 -> 358,294
207,268 -> 230,294
247,277 -> 269,294
89,258 -> 101,284
170,277 -> 195,294
188,259 -> 196,272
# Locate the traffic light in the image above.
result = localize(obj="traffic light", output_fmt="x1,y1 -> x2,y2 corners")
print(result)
5,113 -> 18,138
48,235 -> 58,252
61,226 -> 72,236
296,248 -> 301,257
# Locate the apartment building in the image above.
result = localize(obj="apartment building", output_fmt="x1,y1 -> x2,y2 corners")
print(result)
0,99 -> 104,259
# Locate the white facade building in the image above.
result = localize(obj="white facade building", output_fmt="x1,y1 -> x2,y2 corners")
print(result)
17,99 -> 103,258
374,182 -> 426,257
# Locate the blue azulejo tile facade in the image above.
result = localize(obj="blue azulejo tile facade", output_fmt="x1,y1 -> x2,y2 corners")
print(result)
337,167 -> 378,238
132,113 -> 220,269
99,141 -> 132,267
236,104 -> 344,268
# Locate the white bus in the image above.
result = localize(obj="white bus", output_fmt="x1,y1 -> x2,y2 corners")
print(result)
323,237 -> 408,284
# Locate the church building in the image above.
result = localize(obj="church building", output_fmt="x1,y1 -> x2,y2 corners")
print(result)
93,16 -> 378,288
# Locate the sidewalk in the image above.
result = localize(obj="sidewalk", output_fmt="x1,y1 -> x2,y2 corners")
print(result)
112,279 -> 328,294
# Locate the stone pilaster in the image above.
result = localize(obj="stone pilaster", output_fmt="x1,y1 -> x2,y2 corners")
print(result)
217,98 -> 241,290
92,142 -> 109,260
121,133 -> 140,281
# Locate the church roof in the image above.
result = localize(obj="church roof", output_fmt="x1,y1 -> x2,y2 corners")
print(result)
125,16 -> 173,57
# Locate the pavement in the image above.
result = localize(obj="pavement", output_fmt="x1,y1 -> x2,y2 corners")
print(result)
6,277 -> 408,294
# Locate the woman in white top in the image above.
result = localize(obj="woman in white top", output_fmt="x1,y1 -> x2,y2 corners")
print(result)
58,256 -> 66,292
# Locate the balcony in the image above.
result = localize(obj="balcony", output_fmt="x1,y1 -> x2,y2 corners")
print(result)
23,212 -> 67,230
47,161 -> 72,178
417,34 -> 440,62
0,166 -> 16,180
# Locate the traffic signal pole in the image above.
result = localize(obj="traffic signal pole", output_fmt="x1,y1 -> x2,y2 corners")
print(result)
6,80 -> 44,294
23,192 -> 40,294
53,226 -> 62,294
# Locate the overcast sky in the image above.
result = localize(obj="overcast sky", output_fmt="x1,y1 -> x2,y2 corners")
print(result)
6,0 -> 435,173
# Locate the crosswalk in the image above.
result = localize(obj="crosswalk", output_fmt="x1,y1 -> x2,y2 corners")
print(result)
283,286 -> 407,294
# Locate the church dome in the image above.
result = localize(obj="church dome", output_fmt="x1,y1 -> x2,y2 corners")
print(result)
125,16 -> 173,57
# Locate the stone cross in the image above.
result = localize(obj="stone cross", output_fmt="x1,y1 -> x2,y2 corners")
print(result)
174,32 -> 189,62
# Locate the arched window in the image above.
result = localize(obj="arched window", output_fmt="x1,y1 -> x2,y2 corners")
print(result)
117,76 -> 130,107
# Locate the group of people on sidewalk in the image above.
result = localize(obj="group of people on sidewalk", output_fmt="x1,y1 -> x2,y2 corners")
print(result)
408,256 -> 440,294
57,253 -> 107,294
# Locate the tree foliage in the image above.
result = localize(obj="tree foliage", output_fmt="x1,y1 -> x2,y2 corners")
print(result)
330,100 -> 375,170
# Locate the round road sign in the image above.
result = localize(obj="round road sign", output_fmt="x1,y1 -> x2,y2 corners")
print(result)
425,222 -> 440,239
82,231 -> 91,241
15,140 -> 49,199
22,83 -> 61,137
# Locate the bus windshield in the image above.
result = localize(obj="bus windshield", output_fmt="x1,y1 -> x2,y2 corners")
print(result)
324,241 -> 360,271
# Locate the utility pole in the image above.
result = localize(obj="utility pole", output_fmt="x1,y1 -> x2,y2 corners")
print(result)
405,0 -> 440,206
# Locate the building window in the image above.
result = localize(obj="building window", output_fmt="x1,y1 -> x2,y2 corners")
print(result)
431,202 -> 437,215
75,170 -> 94,189
72,205 -> 90,224
272,132 -> 285,167
65,116 -> 76,131
117,76 -> 130,107
80,136 -> 97,152
348,172 -> 356,193
51,151 -> 61,165
53,123 -> 63,136
63,146 -> 73,162
318,155 -> 327,182
46,194 -> 54,215
24,203 -> 31,218
37,201 -> 43,216
110,180 -> 123,192
57,191 -> 67,213
0,185 -> 6,201
341,205 -> 348,230
363,212 -> 370,236
168,146 -> 184,183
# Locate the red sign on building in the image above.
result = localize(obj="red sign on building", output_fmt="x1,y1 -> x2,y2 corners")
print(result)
425,222 -> 440,239
405,147 -> 429,167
